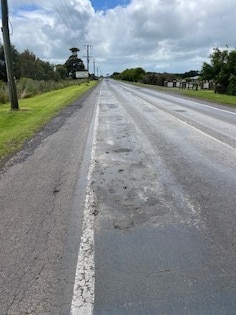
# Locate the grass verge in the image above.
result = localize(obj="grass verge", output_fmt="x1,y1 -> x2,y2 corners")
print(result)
0,81 -> 98,163
170,88 -> 236,107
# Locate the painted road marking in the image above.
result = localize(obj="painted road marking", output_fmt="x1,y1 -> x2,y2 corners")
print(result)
133,93 -> 236,150
70,86 -> 101,315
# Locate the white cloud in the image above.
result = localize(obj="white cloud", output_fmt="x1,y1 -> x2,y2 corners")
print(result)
7,0 -> 94,62
86,0 -> 236,74
4,0 -> 236,74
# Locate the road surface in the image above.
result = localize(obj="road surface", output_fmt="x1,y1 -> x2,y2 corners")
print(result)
0,87 -> 99,314
1,80 -> 236,314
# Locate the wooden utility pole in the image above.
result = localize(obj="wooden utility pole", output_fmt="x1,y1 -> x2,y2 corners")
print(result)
83,43 -> 92,74
93,58 -> 96,77
1,0 -> 19,110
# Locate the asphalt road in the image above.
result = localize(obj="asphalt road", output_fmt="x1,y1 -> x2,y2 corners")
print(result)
92,80 -> 236,314
0,86 -> 100,314
1,80 -> 236,314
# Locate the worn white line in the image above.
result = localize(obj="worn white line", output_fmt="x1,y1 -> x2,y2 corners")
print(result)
137,95 -> 236,151
160,93 -> 236,116
70,86 -> 101,315
165,110 -> 236,150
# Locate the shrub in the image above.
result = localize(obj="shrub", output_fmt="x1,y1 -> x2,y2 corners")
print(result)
0,78 -> 88,104
0,81 -> 8,103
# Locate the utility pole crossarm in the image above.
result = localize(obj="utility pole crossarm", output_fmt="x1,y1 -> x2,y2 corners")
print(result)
1,0 -> 19,110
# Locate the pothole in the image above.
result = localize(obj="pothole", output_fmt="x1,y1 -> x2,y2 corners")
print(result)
174,109 -> 186,112
113,148 -> 132,153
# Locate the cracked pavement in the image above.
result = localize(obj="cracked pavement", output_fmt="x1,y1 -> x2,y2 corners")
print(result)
92,80 -> 236,314
1,79 -> 236,314
0,86 -> 100,314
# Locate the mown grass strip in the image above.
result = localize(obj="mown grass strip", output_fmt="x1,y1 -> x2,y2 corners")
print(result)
170,88 -> 236,107
0,81 -> 98,162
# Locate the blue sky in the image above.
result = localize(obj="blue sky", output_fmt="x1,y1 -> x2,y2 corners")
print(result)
91,0 -> 131,11
4,0 -> 236,75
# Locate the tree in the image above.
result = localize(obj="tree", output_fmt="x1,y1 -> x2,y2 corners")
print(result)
227,75 -> 236,95
0,44 -> 20,82
38,60 -> 55,80
142,72 -> 159,85
17,50 -> 55,80
200,47 -> 236,95
181,70 -> 199,78
119,67 -> 146,82
111,72 -> 120,79
55,64 -> 68,80
0,45 -> 73,82
142,72 -> 176,86
17,49 -> 37,79
200,62 -> 214,81
65,48 -> 85,79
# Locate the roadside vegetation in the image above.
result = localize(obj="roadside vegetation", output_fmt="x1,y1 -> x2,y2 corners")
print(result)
1,42 -> 235,166
170,88 -> 236,106
0,44 -> 99,165
0,45 -> 94,104
0,78 -> 90,104
112,46 -> 236,106
0,81 -> 98,164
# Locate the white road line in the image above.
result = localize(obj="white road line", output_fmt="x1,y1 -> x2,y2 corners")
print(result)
165,110 -> 236,150
70,87 -> 101,315
135,94 -> 236,151
130,83 -> 236,116
162,93 -> 236,116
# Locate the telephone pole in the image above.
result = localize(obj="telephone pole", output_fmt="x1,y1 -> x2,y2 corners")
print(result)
93,58 -> 96,77
83,43 -> 92,74
1,0 -> 19,110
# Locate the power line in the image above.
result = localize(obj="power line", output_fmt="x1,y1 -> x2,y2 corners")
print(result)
52,0 -> 78,30
51,0 -> 72,29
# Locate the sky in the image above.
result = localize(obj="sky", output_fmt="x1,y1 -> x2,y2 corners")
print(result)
2,0 -> 236,75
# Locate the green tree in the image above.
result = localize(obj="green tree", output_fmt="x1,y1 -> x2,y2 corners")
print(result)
120,67 -> 146,82
55,64 -> 68,80
200,62 -> 214,81
227,75 -> 236,95
111,72 -> 121,79
0,44 -> 20,82
142,72 -> 159,85
65,53 -> 85,79
17,50 -> 55,80
17,50 -> 38,79
132,67 -> 146,82
201,47 -> 236,95
142,72 -> 176,86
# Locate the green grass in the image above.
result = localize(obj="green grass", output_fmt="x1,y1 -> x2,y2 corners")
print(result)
170,88 -> 236,106
0,81 -> 98,163
133,82 -> 236,107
